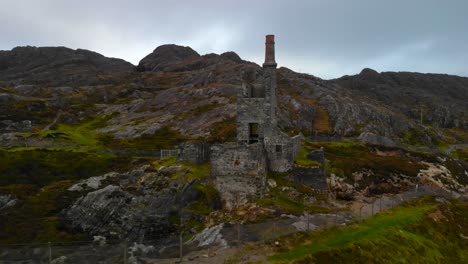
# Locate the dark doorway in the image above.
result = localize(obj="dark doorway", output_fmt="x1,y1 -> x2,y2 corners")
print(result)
249,123 -> 259,144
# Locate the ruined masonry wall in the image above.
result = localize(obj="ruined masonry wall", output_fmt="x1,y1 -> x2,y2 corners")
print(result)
237,97 -> 267,142
210,142 -> 266,177
265,134 -> 301,172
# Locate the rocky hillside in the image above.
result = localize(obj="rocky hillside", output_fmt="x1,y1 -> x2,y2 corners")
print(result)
0,46 -> 134,86
1,44 -> 467,148
0,44 -> 467,251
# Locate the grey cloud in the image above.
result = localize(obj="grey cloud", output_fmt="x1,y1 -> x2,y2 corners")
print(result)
1,0 -> 467,79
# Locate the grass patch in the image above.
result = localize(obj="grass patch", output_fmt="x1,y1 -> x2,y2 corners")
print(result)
257,195 -> 330,214
450,147 -> 468,162
271,197 -> 467,263
294,147 -> 322,168
312,104 -> 333,134
181,162 -> 211,183
257,188 -> 330,214
0,148 -> 132,186
152,156 -> 177,169
152,156 -> 211,183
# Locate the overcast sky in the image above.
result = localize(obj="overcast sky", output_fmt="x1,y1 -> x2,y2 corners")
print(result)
1,0 -> 467,79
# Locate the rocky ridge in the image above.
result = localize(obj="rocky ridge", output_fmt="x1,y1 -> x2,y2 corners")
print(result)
0,44 -> 467,145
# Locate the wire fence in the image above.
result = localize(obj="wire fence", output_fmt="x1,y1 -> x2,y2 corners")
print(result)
0,185 -> 462,263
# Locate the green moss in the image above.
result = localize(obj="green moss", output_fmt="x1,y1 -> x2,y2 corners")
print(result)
194,182 -> 218,203
37,115 -> 117,150
181,163 -> 211,183
450,147 -> 468,162
268,172 -> 296,188
271,197 -> 467,263
402,128 -> 428,146
102,127 -> 188,150
186,183 -> 219,216
152,156 -> 177,169
295,147 -> 322,168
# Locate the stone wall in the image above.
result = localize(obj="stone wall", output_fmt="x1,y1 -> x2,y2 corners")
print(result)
177,142 -> 211,164
293,150 -> 327,191
210,142 -> 266,177
264,133 -> 301,172
236,97 -> 267,142
210,142 -> 267,209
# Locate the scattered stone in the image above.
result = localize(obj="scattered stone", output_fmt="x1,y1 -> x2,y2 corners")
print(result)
93,235 -> 106,246
267,179 -> 277,188
0,195 -> 16,210
51,256 -> 67,264
187,224 -> 227,247
358,132 -> 396,147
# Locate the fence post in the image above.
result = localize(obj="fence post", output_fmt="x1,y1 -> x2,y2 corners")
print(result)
237,222 -> 241,244
379,197 -> 382,212
179,231 -> 183,263
359,206 -> 363,221
48,241 -> 52,264
371,202 -> 374,216
123,240 -> 127,264
307,213 -> 310,231
272,222 -> 277,240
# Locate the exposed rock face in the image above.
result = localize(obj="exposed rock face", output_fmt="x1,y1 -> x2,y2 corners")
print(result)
0,120 -> 31,133
358,132 -> 396,147
187,223 -> 227,247
417,161 -> 467,194
333,69 -> 468,131
137,44 -> 200,72
0,46 -> 135,86
63,166 -> 212,240
0,195 -> 16,210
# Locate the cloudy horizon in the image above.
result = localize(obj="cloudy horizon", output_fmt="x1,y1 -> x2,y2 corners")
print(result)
1,0 -> 467,79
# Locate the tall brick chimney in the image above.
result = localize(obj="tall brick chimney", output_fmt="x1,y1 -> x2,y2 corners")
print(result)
263,34 -> 277,68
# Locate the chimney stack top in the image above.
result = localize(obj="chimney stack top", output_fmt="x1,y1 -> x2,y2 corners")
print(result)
263,34 -> 277,68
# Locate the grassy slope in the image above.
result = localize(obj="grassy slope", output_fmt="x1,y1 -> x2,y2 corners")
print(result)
256,172 -> 330,214
271,196 -> 468,263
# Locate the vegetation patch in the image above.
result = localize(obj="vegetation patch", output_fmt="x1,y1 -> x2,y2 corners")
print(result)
0,180 -> 86,243
0,100 -> 57,124
181,162 -> 211,183
451,147 -> 468,162
0,148 -> 132,186
257,190 -> 330,215
303,141 -> 430,186
294,147 -> 322,168
270,197 -> 467,263
257,172 -> 330,215
100,127 -> 188,150
177,102 -> 221,119
207,117 -> 237,142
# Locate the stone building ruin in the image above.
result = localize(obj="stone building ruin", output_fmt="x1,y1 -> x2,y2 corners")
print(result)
210,35 -> 301,207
